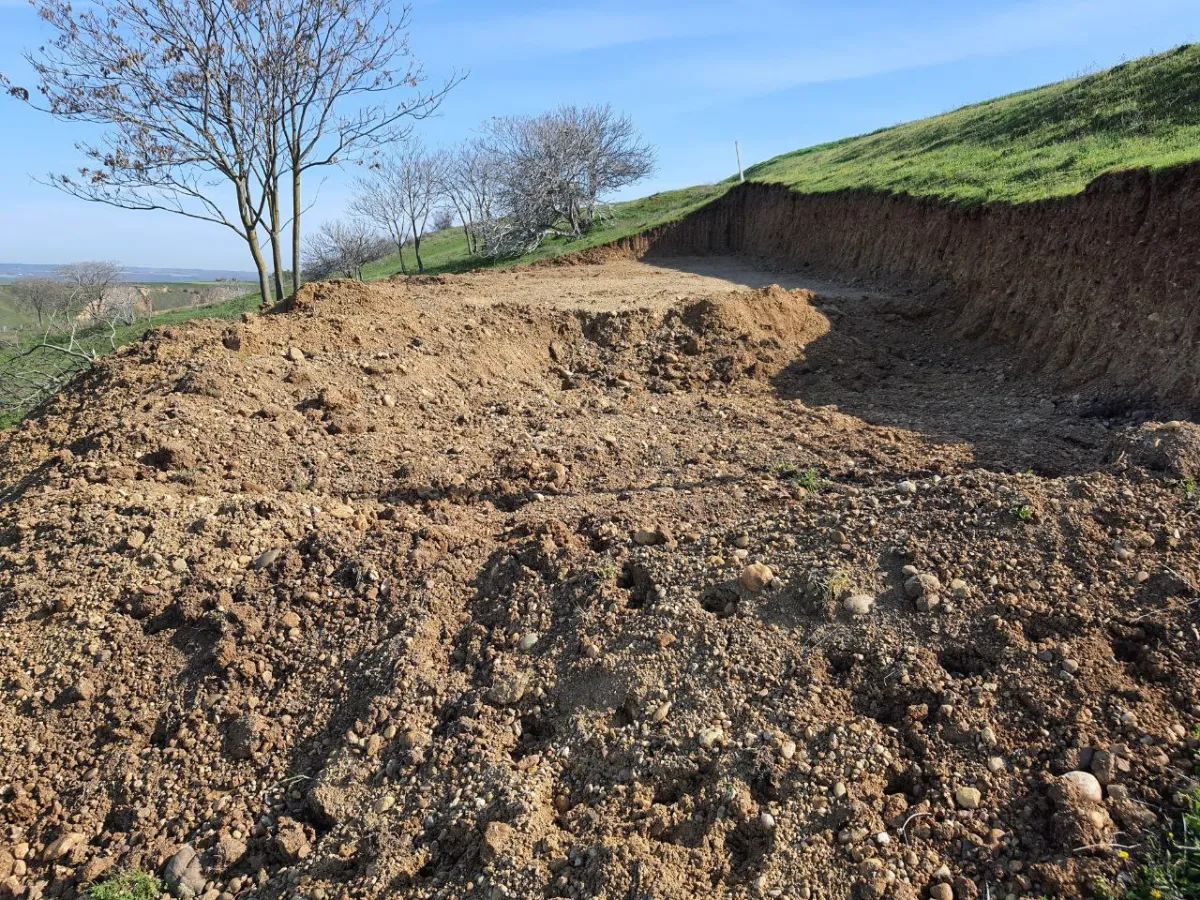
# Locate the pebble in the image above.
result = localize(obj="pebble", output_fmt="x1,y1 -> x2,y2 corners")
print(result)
253,548 -> 282,570
930,885 -> 954,900
373,795 -> 396,814
518,633 -> 540,652
286,347 -> 305,362
954,786 -> 982,810
897,480 -> 917,495
1061,770 -> 1103,803
125,530 -> 147,551
739,563 -> 774,593
780,740 -> 797,760
843,594 -> 874,616
698,728 -> 724,749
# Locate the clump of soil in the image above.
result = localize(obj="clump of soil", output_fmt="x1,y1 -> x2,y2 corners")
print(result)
0,259 -> 1197,900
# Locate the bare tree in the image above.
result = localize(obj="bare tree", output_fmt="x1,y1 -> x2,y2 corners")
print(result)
58,262 -> 124,323
303,220 -> 384,281
9,278 -> 73,328
9,0 -> 279,303
443,139 -> 500,255
7,0 -> 460,304
262,0 -> 463,293
349,166 -> 413,274
386,143 -> 447,274
432,207 -> 455,232
480,105 -> 655,257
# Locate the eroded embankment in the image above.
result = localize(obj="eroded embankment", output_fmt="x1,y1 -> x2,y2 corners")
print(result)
612,167 -> 1200,414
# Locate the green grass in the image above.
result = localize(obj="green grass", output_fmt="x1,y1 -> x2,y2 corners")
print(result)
361,182 -> 732,279
0,289 -> 262,429
746,44 -> 1200,204
1127,787 -> 1200,900
85,870 -> 164,900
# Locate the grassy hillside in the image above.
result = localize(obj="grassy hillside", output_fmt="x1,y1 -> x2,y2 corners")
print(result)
362,182 -> 732,280
747,44 -> 1200,204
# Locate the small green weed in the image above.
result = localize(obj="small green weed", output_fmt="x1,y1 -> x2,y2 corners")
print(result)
771,463 -> 825,493
1011,504 -> 1035,522
1126,787 -> 1200,900
86,871 -> 164,900
1182,478 -> 1198,501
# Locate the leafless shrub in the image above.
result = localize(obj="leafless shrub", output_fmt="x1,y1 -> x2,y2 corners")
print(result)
479,104 -> 655,258
443,139 -> 500,256
9,278 -> 75,328
303,220 -> 385,282
57,261 -> 123,323
352,143 -> 447,273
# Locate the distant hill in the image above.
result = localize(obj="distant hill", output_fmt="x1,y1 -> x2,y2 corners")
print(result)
0,263 -> 257,283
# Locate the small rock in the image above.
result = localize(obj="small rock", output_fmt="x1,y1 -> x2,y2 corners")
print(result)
954,787 -> 982,810
929,885 -> 954,900
488,671 -> 528,707
253,548 -> 282,570
780,740 -> 797,760
1062,770 -> 1104,803
698,727 -> 724,749
373,795 -> 396,814
163,845 -> 204,897
905,574 -> 941,598
125,530 -> 147,551
842,594 -> 874,616
633,527 -> 664,546
897,480 -> 917,495
650,701 -> 672,723
286,347 -> 305,362
67,678 -> 95,704
518,633 -> 540,652
273,817 -> 312,862
1090,750 -> 1117,786
43,832 -> 85,861
739,563 -> 775,593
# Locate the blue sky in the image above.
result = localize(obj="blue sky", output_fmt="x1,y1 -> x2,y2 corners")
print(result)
0,0 -> 1197,271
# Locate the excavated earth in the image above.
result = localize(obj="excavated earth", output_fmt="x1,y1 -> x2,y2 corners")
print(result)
1,257 -> 1199,900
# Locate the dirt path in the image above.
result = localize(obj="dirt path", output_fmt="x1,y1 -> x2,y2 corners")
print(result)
1,259 -> 1198,900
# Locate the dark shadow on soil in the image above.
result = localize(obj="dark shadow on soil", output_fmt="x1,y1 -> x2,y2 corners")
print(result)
649,255 -> 1123,476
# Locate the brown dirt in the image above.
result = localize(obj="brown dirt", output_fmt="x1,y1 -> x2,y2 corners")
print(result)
623,168 -> 1200,415
1,259 -> 1199,900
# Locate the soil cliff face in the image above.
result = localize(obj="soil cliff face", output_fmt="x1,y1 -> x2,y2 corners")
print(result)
624,167 -> 1200,412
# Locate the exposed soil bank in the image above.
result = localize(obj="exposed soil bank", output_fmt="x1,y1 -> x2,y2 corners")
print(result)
618,167 -> 1200,413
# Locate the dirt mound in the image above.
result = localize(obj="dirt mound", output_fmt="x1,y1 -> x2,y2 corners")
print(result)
1,263 -> 1198,900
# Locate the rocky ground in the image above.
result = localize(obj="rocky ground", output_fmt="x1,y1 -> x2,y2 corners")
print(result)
0,257 -> 1198,900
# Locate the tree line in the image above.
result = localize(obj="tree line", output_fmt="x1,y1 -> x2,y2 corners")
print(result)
306,104 -> 656,282
4,0 -> 655,300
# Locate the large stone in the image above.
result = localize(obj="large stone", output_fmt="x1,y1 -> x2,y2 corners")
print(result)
163,845 -> 204,898
739,563 -> 775,593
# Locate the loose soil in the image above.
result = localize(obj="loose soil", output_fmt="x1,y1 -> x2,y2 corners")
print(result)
1,257 -> 1198,900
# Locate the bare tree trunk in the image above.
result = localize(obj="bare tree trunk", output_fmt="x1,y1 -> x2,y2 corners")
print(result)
396,239 -> 408,275
413,235 -> 423,273
247,231 -> 271,307
291,166 -> 303,294
268,185 -> 285,301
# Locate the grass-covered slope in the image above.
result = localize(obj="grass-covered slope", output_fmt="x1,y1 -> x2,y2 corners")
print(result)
747,43 -> 1200,204
361,182 -> 732,280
